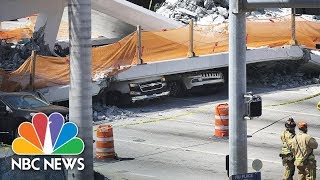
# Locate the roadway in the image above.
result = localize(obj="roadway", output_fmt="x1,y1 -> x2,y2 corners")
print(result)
93,84 -> 320,180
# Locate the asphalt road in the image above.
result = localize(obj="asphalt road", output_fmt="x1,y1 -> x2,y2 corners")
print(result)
94,84 -> 320,180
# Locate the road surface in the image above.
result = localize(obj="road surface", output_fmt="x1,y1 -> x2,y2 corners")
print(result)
94,84 -> 320,180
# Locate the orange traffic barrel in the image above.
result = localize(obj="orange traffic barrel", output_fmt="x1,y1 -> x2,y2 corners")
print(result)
96,125 -> 115,159
214,103 -> 229,137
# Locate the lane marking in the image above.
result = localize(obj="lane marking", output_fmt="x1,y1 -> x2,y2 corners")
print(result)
117,139 -> 226,156
116,139 -> 282,165
263,108 -> 320,117
116,138 -> 320,170
169,97 -> 215,103
173,119 -> 212,126
113,112 -> 194,128
264,92 -> 320,107
128,173 -> 157,178
282,91 -> 320,96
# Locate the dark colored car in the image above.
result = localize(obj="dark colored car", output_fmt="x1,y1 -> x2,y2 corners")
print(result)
0,92 -> 69,144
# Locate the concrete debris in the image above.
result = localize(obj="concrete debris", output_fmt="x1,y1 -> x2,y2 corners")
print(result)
246,8 -> 320,22
54,42 -> 69,57
32,25 -> 52,56
247,61 -> 320,89
311,77 -> 320,84
0,40 -> 25,70
0,25 -> 52,71
156,0 -> 229,25
157,1 -> 319,25
92,103 -> 138,124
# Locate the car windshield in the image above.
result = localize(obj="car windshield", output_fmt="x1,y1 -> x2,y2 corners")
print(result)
2,95 -> 49,109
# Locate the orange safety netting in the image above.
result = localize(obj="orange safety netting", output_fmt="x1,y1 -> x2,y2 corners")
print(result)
0,16 -> 319,92
0,16 -> 36,42
0,28 -> 33,42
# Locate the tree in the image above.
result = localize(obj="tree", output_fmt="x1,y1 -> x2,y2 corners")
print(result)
68,0 -> 93,179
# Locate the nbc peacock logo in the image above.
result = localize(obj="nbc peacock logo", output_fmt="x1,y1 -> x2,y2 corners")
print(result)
12,112 -> 84,155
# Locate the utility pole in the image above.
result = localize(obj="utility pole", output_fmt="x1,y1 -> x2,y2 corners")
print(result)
228,0 -> 320,177
228,0 -> 247,176
68,0 -> 93,179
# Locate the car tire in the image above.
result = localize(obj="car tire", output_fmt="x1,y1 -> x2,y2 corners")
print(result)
168,81 -> 186,97
105,91 -> 122,106
120,93 -> 132,106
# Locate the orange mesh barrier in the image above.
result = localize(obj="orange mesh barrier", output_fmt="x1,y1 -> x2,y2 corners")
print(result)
0,16 -> 319,92
0,28 -> 33,42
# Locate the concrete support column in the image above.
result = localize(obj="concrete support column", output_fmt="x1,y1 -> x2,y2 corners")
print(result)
34,13 -> 48,32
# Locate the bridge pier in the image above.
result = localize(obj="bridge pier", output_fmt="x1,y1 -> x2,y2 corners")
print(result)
0,0 -> 65,53
34,4 -> 64,52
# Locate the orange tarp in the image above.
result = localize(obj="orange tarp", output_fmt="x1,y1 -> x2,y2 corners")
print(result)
0,28 -> 33,42
1,17 -> 319,92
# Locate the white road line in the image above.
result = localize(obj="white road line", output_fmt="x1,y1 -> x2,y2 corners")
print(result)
170,97 -> 227,104
173,119 -> 212,126
115,139 -> 281,164
282,90 -> 320,96
263,108 -> 320,117
171,120 -> 320,141
129,173 -> 157,178
116,139 -> 320,170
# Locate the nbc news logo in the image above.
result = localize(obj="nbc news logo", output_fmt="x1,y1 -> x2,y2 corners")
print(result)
11,113 -> 85,170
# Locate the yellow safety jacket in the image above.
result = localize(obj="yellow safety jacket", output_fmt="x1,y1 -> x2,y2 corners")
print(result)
290,132 -> 318,166
280,130 -> 295,155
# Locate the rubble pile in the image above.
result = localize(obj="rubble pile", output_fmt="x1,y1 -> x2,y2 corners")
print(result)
0,40 -> 25,70
156,0 -> 320,25
247,62 -> 320,89
156,0 -> 229,25
92,103 -> 137,124
54,41 -> 69,57
0,26 -> 52,70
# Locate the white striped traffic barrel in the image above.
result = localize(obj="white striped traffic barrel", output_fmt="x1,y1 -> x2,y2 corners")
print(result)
96,125 -> 115,159
214,103 -> 229,137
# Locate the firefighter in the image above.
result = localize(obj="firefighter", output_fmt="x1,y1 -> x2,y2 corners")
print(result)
280,117 -> 296,180
290,121 -> 318,180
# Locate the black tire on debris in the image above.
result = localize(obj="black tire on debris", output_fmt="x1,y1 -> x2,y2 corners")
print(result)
168,81 -> 186,97
120,93 -> 132,106
105,91 -> 132,106
105,91 -> 122,106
